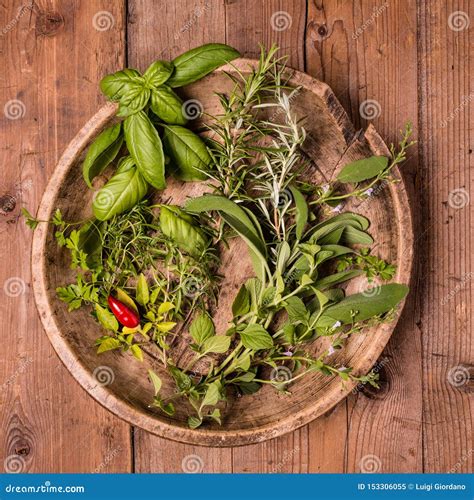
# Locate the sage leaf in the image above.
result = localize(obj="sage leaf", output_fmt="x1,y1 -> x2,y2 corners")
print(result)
232,285 -> 250,317
83,123 -> 123,187
342,226 -> 374,245
289,186 -> 308,239
316,283 -> 409,328
189,313 -> 215,346
136,273 -> 149,306
240,324 -> 274,351
92,164 -> 148,221
202,335 -> 231,354
150,86 -> 187,125
143,60 -> 174,88
159,205 -> 207,258
166,43 -> 240,88
148,369 -> 162,395
337,156 -> 389,183
124,111 -> 166,189
315,269 -> 364,289
95,304 -> 119,332
162,125 -> 211,181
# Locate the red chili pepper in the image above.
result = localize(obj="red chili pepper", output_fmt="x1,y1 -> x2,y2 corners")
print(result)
107,295 -> 140,328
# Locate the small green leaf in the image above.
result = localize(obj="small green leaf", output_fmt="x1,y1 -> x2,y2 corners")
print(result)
131,344 -> 143,362
189,313 -> 215,345
100,68 -> 143,102
116,288 -> 139,313
240,324 -> 274,350
284,296 -> 307,322
232,285 -> 250,317
201,381 -> 220,407
143,60 -> 174,88
337,156 -> 389,183
148,369 -> 162,395
156,322 -> 176,332
136,273 -> 149,306
289,186 -> 308,239
158,302 -> 174,315
96,337 -> 121,353
95,304 -> 119,332
202,335 -> 231,354
150,86 -> 187,125
188,416 -> 203,429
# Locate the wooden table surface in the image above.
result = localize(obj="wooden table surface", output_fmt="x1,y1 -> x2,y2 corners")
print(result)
1,0 -> 472,473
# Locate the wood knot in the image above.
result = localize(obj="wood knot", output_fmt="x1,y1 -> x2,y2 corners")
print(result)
317,24 -> 328,37
0,194 -> 16,214
35,11 -> 64,36
14,442 -> 31,456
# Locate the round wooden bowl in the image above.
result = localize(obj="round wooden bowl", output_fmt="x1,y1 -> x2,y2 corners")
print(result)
32,59 -> 413,447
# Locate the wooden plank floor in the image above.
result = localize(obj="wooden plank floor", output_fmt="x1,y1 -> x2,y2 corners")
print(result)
0,0 -> 472,473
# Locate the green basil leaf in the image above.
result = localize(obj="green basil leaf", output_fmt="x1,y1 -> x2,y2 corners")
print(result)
316,283 -> 409,327
100,69 -> 144,101
202,335 -> 231,354
143,60 -> 174,88
124,111 -> 166,189
166,43 -> 240,88
116,86 -> 150,117
160,205 -> 208,257
150,86 -> 187,125
148,369 -> 162,395
289,186 -> 308,239
232,285 -> 250,317
189,313 -> 215,345
162,125 -> 211,181
337,156 -> 389,183
92,164 -> 148,221
83,123 -> 123,187
240,324 -> 274,351
136,273 -> 149,306
95,304 -> 119,332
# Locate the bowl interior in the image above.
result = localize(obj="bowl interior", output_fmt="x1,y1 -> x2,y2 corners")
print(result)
35,60 -> 411,445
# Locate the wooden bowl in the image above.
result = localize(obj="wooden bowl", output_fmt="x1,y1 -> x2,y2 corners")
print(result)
32,59 -> 413,447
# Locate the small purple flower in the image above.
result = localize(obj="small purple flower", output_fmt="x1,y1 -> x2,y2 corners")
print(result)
331,204 -> 343,213
338,365 -> 347,372
321,184 -> 330,194
364,188 -> 374,197
283,350 -> 293,357
332,320 -> 342,329
328,345 -> 336,355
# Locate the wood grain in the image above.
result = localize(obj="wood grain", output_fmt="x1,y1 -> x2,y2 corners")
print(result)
417,0 -> 473,473
0,0 -> 131,472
